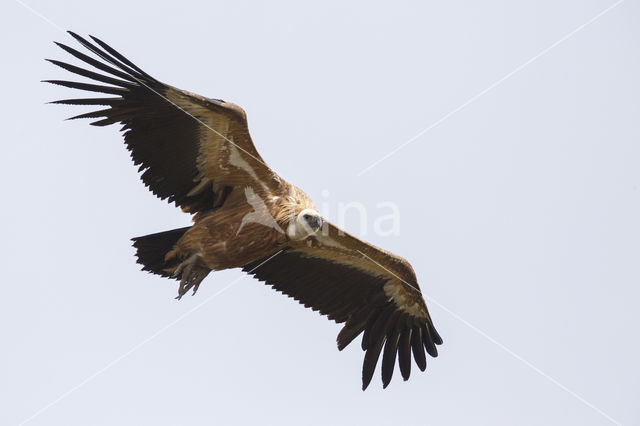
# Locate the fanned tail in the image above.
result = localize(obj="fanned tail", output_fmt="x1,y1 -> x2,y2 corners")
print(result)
131,227 -> 190,277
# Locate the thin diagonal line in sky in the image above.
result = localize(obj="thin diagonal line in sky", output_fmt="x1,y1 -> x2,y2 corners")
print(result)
16,250 -> 283,426
357,0 -> 625,176
356,250 -> 621,425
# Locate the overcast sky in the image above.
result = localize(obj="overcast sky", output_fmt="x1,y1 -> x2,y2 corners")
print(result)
1,0 -> 639,425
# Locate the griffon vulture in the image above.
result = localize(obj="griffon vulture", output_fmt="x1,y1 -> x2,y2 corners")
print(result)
45,32 -> 442,390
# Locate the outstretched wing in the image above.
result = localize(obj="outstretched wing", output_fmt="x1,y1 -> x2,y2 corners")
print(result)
243,222 -> 442,390
46,32 -> 279,213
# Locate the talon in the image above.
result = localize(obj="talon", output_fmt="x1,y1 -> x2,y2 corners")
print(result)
172,253 -> 210,300
172,264 -> 183,278
192,272 -> 204,296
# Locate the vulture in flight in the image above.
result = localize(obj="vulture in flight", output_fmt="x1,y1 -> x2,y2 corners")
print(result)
45,32 -> 442,390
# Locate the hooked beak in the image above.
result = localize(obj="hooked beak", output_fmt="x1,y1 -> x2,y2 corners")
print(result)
304,214 -> 323,232
309,215 -> 323,231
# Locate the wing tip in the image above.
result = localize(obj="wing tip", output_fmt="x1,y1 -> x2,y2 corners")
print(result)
67,30 -> 81,41
361,378 -> 371,391
433,328 -> 444,346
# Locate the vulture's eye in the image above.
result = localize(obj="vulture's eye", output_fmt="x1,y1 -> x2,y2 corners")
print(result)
303,214 -> 311,219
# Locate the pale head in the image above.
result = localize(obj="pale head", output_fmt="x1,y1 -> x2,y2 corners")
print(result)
287,208 -> 323,240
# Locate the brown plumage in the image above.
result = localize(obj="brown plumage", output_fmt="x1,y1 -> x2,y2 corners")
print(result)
46,31 -> 443,390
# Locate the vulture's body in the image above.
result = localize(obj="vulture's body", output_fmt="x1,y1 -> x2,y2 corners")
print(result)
46,32 -> 442,390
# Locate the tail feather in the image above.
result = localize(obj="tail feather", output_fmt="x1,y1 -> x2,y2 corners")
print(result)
131,227 -> 190,278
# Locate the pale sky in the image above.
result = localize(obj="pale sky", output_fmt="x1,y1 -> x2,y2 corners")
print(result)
1,1 -> 639,425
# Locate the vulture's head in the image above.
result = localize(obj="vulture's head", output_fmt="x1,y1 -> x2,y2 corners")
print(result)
287,208 -> 323,239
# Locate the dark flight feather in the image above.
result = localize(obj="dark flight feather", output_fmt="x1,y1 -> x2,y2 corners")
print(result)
398,329 -> 413,381
411,326 -> 427,372
381,327 -> 401,388
43,80 -> 126,95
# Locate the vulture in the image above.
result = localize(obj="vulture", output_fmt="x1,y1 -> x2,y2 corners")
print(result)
45,32 -> 442,390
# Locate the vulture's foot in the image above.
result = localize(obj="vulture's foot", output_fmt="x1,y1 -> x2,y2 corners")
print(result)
173,254 -> 210,300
